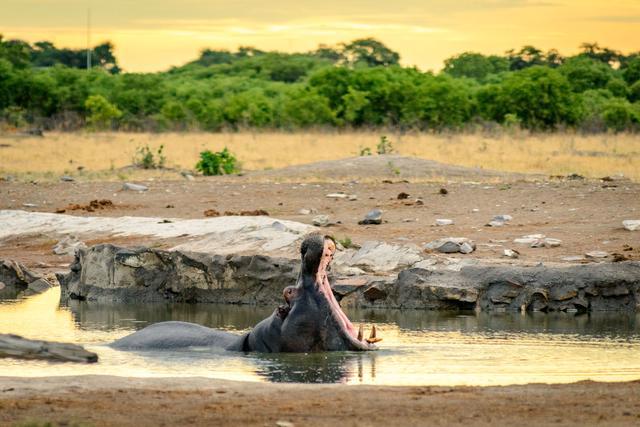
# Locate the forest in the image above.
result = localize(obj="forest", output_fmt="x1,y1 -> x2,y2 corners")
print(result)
0,35 -> 639,132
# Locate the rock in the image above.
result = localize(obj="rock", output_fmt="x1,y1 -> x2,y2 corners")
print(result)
326,193 -> 348,199
1,211 -> 314,258
181,171 -> 195,181
298,208 -> 311,215
0,260 -> 42,294
0,334 -> 97,363
412,258 -> 438,270
397,192 -> 410,200
363,285 -> 388,302
493,214 -> 513,222
435,219 -> 454,226
503,249 -> 520,259
562,255 -> 586,262
24,278 -> 53,296
22,203 -> 38,208
425,238 -> 476,254
514,234 -> 546,244
312,215 -> 331,227
472,208 -> 479,213
544,238 -> 562,247
348,194 -> 358,201
623,220 -> 640,231
586,251 -> 609,259
334,241 -> 423,273
358,209 -> 382,225
0,281 -> 4,290
487,220 -> 505,227
53,235 -> 87,256
60,175 -> 75,182
122,182 -> 148,192
58,244 -> 302,304
415,199 -> 424,205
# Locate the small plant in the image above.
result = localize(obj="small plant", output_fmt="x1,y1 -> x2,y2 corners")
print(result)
359,146 -> 372,156
387,161 -> 401,176
196,147 -> 238,176
376,135 -> 394,155
133,144 -> 166,169
337,236 -> 359,249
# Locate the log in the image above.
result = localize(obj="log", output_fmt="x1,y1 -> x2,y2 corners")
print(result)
0,333 -> 98,363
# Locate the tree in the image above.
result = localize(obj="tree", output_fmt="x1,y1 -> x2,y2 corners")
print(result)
85,94 -> 122,129
479,66 -> 579,129
559,56 -> 613,92
443,52 -> 509,80
622,57 -> 640,85
341,38 -> 400,67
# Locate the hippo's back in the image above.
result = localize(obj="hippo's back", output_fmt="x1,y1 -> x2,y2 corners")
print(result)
110,321 -> 241,350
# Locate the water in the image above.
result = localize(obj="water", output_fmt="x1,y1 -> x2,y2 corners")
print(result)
2,287 -> 640,385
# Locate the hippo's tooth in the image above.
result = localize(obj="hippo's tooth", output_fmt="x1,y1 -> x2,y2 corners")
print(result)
357,324 -> 363,341
366,325 -> 382,344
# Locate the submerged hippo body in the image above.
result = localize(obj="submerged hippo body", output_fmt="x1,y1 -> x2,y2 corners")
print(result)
110,234 -> 378,352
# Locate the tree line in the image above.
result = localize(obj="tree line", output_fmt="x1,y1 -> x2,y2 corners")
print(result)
1,36 -> 639,132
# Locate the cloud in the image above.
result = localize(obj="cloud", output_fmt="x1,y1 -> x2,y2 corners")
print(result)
589,15 -> 640,23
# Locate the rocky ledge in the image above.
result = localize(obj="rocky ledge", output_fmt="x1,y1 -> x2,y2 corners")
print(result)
0,260 -> 53,298
56,244 -> 640,313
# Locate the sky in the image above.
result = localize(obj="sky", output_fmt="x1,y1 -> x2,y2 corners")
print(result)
2,0 -> 639,73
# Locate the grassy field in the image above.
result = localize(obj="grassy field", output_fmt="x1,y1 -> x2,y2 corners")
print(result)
1,131 -> 639,181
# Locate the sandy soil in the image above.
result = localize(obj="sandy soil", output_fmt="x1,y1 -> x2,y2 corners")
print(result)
1,157 -> 639,273
0,376 -> 639,426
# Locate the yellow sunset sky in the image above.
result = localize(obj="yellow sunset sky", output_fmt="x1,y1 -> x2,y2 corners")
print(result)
2,0 -> 639,72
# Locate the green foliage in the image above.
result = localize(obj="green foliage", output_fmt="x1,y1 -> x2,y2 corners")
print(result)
1,33 -> 640,133
622,57 -> 640,84
601,99 -> 637,132
377,135 -> 394,154
84,94 -> 122,129
133,144 -> 166,169
359,146 -> 372,156
196,147 -> 238,175
443,52 -> 509,80
559,56 -> 613,92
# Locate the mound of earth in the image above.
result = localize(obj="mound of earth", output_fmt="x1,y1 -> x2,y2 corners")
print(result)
247,155 -> 532,182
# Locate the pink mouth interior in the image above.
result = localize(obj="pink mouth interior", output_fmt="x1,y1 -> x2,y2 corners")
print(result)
315,240 -> 359,341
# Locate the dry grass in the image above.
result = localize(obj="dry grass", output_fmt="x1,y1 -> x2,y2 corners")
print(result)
1,130 -> 639,181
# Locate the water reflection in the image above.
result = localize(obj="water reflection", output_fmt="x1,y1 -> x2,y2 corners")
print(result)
2,288 -> 640,386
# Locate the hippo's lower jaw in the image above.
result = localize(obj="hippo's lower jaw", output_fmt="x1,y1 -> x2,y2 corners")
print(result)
309,238 -> 379,352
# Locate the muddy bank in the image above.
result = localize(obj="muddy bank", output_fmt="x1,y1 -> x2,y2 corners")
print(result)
57,244 -> 640,312
1,375 -> 639,426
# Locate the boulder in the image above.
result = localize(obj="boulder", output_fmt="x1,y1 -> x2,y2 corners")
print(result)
623,220 -> 640,231
425,238 -> 476,254
334,241 -> 423,273
0,334 -> 97,363
58,244 -> 300,304
53,235 -> 87,256
122,182 -> 148,191
0,259 -> 45,297
358,209 -> 382,225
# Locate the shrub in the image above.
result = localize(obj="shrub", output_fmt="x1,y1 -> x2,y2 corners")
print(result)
196,147 -> 238,175
133,144 -> 166,169
84,94 -> 121,130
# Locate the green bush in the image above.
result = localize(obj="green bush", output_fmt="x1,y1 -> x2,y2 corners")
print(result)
133,144 -> 166,169
196,147 -> 238,175
602,99 -> 636,131
84,94 -> 121,130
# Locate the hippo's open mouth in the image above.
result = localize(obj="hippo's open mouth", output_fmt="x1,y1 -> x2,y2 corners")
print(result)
315,238 -> 381,350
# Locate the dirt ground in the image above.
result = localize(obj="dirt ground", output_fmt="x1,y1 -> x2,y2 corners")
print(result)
1,156 -> 639,273
1,376 -> 639,426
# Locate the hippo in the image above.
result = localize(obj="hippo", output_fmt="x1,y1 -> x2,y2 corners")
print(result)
111,234 -> 380,352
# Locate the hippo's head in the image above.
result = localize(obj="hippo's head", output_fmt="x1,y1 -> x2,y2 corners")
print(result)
276,234 -> 379,352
